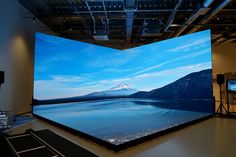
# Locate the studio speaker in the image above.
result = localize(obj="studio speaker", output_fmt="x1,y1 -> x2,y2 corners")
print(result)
216,74 -> 224,85
0,71 -> 4,84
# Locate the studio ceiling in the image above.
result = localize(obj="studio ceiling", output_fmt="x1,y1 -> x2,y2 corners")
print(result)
19,0 -> 236,49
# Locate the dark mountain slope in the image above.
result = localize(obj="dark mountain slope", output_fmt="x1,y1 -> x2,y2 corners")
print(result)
131,69 -> 212,99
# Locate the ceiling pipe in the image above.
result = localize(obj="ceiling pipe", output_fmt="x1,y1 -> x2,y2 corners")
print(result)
102,0 -> 109,22
172,0 -> 215,37
124,0 -> 136,41
73,9 -> 193,14
188,0 -> 232,34
102,0 -> 109,35
68,0 -> 89,33
214,28 -> 236,45
171,23 -> 236,27
220,38 -> 236,45
85,0 -> 96,34
164,0 -> 183,32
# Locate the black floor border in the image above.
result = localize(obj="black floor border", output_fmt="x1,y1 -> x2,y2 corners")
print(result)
33,112 -> 214,152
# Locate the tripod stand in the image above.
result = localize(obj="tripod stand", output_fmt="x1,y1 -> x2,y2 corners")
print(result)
216,83 -> 227,115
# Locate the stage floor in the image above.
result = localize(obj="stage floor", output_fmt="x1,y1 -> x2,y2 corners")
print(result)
4,117 -> 236,157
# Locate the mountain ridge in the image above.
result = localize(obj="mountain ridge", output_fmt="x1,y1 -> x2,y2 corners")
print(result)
85,83 -> 138,97
34,69 -> 213,105
131,69 -> 212,99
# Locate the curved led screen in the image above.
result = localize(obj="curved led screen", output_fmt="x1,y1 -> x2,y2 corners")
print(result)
33,30 -> 214,151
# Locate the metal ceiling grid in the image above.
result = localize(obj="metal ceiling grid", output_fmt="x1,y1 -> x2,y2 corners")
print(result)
19,0 -> 236,49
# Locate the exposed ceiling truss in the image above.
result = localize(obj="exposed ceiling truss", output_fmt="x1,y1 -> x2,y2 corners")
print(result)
19,0 -> 236,49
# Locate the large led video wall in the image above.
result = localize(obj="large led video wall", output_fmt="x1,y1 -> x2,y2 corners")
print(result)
33,30 -> 213,151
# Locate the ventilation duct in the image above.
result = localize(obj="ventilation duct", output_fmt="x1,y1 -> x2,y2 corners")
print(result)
189,0 -> 232,33
172,0 -> 214,37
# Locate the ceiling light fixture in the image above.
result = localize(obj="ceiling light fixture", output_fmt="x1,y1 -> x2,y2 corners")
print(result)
32,17 -> 36,23
62,17 -> 66,23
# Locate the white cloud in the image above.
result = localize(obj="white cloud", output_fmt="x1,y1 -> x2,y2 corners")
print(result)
34,75 -> 86,99
34,81 -> 93,100
133,62 -> 211,79
89,49 -> 138,69
131,48 -> 211,76
95,62 -> 211,91
34,62 -> 212,100
51,75 -> 83,83
102,68 -> 133,73
124,62 -> 211,91
166,37 -> 210,53
35,66 -> 48,72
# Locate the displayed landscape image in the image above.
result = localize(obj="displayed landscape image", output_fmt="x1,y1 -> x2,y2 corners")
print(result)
228,80 -> 236,91
33,30 -> 214,148
34,30 -> 212,103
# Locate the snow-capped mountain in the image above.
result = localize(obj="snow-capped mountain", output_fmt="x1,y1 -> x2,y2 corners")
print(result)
110,83 -> 130,90
86,83 -> 138,97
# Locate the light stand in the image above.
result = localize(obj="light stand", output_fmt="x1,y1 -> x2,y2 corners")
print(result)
216,83 -> 227,115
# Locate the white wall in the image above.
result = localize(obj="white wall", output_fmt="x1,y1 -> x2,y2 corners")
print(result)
0,0 -> 53,115
212,42 -> 236,110
212,43 -> 236,76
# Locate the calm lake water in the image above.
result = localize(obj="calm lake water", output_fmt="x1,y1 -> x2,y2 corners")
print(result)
33,98 -> 212,145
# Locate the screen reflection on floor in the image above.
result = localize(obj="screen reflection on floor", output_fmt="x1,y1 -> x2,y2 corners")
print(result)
33,98 -> 212,145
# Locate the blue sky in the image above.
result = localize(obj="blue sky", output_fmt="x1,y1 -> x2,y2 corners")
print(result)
34,30 -> 212,100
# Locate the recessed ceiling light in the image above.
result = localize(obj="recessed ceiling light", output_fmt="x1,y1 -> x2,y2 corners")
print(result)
32,17 -> 36,23
62,17 -> 66,23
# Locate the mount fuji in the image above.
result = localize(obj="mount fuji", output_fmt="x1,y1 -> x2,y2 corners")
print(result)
34,83 -> 138,105
85,83 -> 138,97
